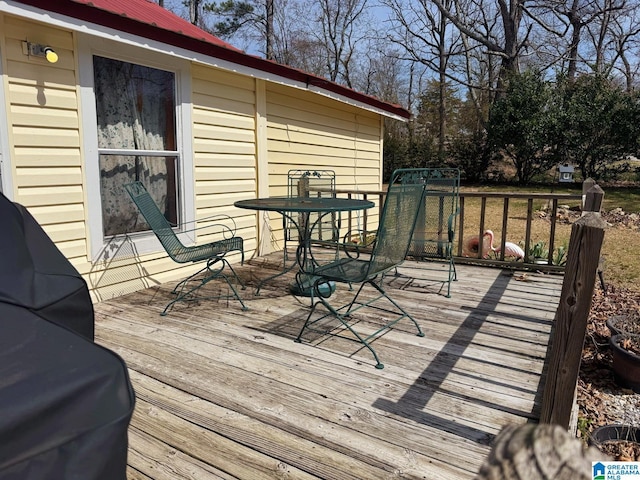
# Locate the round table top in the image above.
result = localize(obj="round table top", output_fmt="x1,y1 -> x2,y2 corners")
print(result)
234,196 -> 375,213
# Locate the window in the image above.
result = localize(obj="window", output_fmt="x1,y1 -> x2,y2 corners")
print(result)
93,56 -> 179,236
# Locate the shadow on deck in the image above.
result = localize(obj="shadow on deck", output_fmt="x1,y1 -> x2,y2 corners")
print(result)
94,252 -> 562,480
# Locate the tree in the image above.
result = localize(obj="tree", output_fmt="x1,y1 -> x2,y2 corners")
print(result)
428,0 -> 534,96
190,0 -> 203,25
585,0 -> 640,89
412,80 -> 465,157
530,0 -> 629,82
383,0 -> 462,157
296,0 -> 369,87
487,70 -> 559,183
607,8 -> 640,91
552,74 -> 640,180
204,0 -> 274,57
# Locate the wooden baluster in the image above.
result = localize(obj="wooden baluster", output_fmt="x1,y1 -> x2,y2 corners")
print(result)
524,198 -> 534,263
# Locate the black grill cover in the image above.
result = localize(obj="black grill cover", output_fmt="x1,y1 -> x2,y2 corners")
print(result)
0,193 -> 94,340
0,194 -> 135,479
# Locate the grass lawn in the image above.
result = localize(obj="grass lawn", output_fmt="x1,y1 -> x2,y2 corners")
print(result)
459,184 -> 640,292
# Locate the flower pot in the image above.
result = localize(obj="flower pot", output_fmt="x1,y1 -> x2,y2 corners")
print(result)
589,424 -> 640,460
610,334 -> 640,392
607,315 -> 626,336
590,425 -> 640,445
607,314 -> 640,336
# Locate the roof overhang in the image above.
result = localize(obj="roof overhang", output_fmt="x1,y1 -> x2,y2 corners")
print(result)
1,0 -> 410,121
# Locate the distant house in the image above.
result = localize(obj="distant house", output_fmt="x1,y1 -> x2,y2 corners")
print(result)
0,0 -> 409,301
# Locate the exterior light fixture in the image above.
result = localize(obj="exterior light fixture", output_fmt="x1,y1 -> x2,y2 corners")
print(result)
22,42 -> 59,63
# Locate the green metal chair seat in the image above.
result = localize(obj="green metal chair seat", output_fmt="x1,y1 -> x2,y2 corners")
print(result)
124,181 -> 247,315
312,257 -> 396,284
160,232 -> 244,264
296,169 -> 433,369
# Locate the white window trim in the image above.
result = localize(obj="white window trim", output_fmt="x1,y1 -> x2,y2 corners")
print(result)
78,34 -> 195,261
0,47 -> 13,197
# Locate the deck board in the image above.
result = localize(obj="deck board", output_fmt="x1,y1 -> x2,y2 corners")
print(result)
94,253 -> 563,479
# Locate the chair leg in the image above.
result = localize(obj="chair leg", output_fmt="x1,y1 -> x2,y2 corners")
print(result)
161,258 -> 248,315
444,258 -> 456,298
295,279 -> 424,369
171,267 -> 203,295
254,259 -> 298,295
367,280 -> 425,338
203,258 -> 248,311
224,260 -> 246,290
216,272 -> 249,311
295,288 -> 385,369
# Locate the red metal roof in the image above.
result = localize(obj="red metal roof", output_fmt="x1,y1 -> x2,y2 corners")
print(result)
13,0 -> 410,119
71,0 -> 242,52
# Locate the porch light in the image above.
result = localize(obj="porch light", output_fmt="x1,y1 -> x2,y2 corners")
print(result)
22,42 -> 59,63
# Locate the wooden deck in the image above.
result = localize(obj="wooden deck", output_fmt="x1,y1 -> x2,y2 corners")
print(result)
94,253 -> 564,480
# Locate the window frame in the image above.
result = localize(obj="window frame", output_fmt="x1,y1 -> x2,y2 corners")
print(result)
0,50 -> 12,196
79,35 -> 195,261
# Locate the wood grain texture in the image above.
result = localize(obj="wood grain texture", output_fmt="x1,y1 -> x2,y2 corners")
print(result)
540,213 -> 606,427
93,255 -> 565,479
476,423 -> 607,480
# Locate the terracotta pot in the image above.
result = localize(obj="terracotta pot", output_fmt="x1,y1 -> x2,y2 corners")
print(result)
610,334 -> 640,393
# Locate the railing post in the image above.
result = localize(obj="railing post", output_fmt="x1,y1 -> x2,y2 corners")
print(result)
583,184 -> 604,214
581,177 -> 595,210
540,188 -> 606,428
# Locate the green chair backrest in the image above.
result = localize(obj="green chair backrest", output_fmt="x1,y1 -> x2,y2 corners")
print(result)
288,169 -> 335,198
413,168 -> 460,257
123,182 -> 187,262
365,169 -> 429,277
287,170 -> 337,243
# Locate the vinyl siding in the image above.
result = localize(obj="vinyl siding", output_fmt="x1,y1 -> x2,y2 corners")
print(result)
192,64 -> 258,256
2,15 -> 88,260
266,84 -> 382,195
264,82 -> 383,245
1,11 -> 385,302
90,65 -> 260,300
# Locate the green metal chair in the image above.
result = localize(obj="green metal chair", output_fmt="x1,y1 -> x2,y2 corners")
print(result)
124,181 -> 247,315
406,168 -> 460,297
284,169 -> 338,263
295,169 -> 430,369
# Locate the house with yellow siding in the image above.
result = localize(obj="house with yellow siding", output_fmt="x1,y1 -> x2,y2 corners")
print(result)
0,0 -> 410,301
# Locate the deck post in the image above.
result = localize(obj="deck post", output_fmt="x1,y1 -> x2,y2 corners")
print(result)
582,184 -> 604,215
540,187 -> 606,428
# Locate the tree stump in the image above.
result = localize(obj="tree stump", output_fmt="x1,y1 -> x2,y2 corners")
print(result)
475,424 -> 607,480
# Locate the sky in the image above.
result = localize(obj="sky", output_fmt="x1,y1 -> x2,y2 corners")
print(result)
160,0 -> 391,57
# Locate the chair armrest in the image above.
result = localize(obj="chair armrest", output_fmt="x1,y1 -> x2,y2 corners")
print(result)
180,214 -> 239,239
154,214 -> 239,241
304,228 -> 374,266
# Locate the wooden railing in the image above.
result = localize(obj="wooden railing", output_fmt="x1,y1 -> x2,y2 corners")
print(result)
328,182 -> 608,429
540,183 -> 605,429
332,188 -> 385,243
329,187 -> 583,272
455,191 -> 582,271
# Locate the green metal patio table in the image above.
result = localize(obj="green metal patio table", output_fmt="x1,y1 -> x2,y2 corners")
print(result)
234,196 -> 374,296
